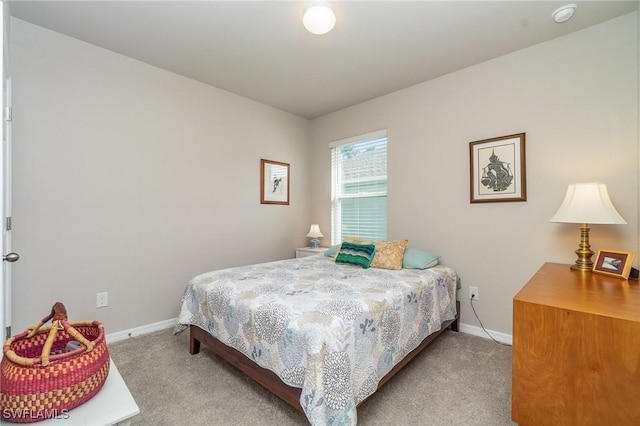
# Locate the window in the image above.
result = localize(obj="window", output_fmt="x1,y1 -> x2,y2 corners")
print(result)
330,130 -> 387,244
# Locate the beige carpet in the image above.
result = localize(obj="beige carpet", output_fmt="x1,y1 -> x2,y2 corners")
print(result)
108,328 -> 514,425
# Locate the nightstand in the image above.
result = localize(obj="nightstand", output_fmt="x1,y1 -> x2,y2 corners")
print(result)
38,359 -> 139,425
295,247 -> 328,258
512,262 -> 640,425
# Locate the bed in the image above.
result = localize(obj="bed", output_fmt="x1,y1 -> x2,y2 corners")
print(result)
175,252 -> 460,425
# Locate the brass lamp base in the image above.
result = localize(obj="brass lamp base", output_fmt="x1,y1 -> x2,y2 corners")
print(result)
570,223 -> 594,272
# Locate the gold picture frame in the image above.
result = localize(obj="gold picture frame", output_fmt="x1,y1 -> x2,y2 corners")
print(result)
260,159 -> 290,205
593,249 -> 635,279
469,133 -> 526,203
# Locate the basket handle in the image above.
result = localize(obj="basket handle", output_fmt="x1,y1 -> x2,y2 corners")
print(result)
26,302 -> 67,338
12,302 -> 97,366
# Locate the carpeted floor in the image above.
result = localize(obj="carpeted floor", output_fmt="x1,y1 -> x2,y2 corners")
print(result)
108,328 -> 514,425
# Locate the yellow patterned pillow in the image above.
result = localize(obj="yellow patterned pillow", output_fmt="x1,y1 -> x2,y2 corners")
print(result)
343,238 -> 409,270
373,240 -> 409,270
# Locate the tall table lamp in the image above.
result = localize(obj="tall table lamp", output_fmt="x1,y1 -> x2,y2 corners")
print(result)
549,182 -> 626,272
306,224 -> 324,248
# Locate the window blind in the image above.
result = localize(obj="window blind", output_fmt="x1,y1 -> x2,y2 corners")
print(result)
330,131 -> 387,244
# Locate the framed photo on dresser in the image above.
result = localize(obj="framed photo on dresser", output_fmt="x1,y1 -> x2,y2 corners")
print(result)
593,249 -> 635,279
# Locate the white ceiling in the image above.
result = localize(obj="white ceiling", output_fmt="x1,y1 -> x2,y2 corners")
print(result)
8,1 -> 639,119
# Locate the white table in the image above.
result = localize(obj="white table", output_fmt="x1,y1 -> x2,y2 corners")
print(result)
295,247 -> 329,258
38,358 -> 140,425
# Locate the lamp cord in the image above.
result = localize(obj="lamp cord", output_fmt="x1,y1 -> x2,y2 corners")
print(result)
469,298 -> 512,347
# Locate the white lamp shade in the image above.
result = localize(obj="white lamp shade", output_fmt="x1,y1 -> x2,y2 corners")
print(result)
549,183 -> 626,224
306,224 -> 324,238
303,4 -> 336,35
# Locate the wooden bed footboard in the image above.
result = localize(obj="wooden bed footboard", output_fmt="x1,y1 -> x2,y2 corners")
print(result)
190,324 -> 304,411
189,300 -> 460,413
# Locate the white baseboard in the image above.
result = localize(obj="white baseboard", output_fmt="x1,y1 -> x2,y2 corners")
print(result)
106,318 -> 177,344
105,318 -> 513,347
459,322 -> 513,346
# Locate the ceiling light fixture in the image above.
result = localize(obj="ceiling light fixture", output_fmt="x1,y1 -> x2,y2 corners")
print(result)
551,4 -> 577,23
303,1 -> 336,35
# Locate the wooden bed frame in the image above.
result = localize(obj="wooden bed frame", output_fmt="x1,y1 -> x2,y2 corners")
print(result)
189,300 -> 460,413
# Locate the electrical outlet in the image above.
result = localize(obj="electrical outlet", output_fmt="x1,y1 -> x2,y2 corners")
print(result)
96,292 -> 108,308
469,286 -> 479,301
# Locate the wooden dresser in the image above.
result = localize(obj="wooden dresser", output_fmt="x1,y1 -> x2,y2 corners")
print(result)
512,262 -> 640,425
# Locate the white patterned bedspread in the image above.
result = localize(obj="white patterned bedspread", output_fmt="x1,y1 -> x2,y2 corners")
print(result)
175,255 -> 458,425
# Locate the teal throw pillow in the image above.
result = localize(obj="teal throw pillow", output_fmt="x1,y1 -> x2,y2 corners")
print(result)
324,244 -> 341,257
335,241 -> 376,269
402,248 -> 440,269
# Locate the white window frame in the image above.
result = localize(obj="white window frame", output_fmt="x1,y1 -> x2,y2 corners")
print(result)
330,129 -> 387,245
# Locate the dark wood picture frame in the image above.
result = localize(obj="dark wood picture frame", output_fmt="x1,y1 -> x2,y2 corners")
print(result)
469,133 -> 526,203
593,249 -> 635,279
260,159 -> 290,205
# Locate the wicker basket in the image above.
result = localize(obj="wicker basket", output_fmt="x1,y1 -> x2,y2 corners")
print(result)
1,303 -> 109,423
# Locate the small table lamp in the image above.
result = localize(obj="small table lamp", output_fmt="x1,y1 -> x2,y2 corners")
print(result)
306,224 -> 324,248
549,182 -> 626,272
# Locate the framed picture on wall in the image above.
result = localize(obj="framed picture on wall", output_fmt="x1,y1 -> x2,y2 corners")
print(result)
593,249 -> 635,279
260,159 -> 290,205
469,133 -> 526,203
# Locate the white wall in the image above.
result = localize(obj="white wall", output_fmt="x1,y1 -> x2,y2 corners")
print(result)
309,13 -> 638,335
9,13 -> 638,338
10,18 -> 311,333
